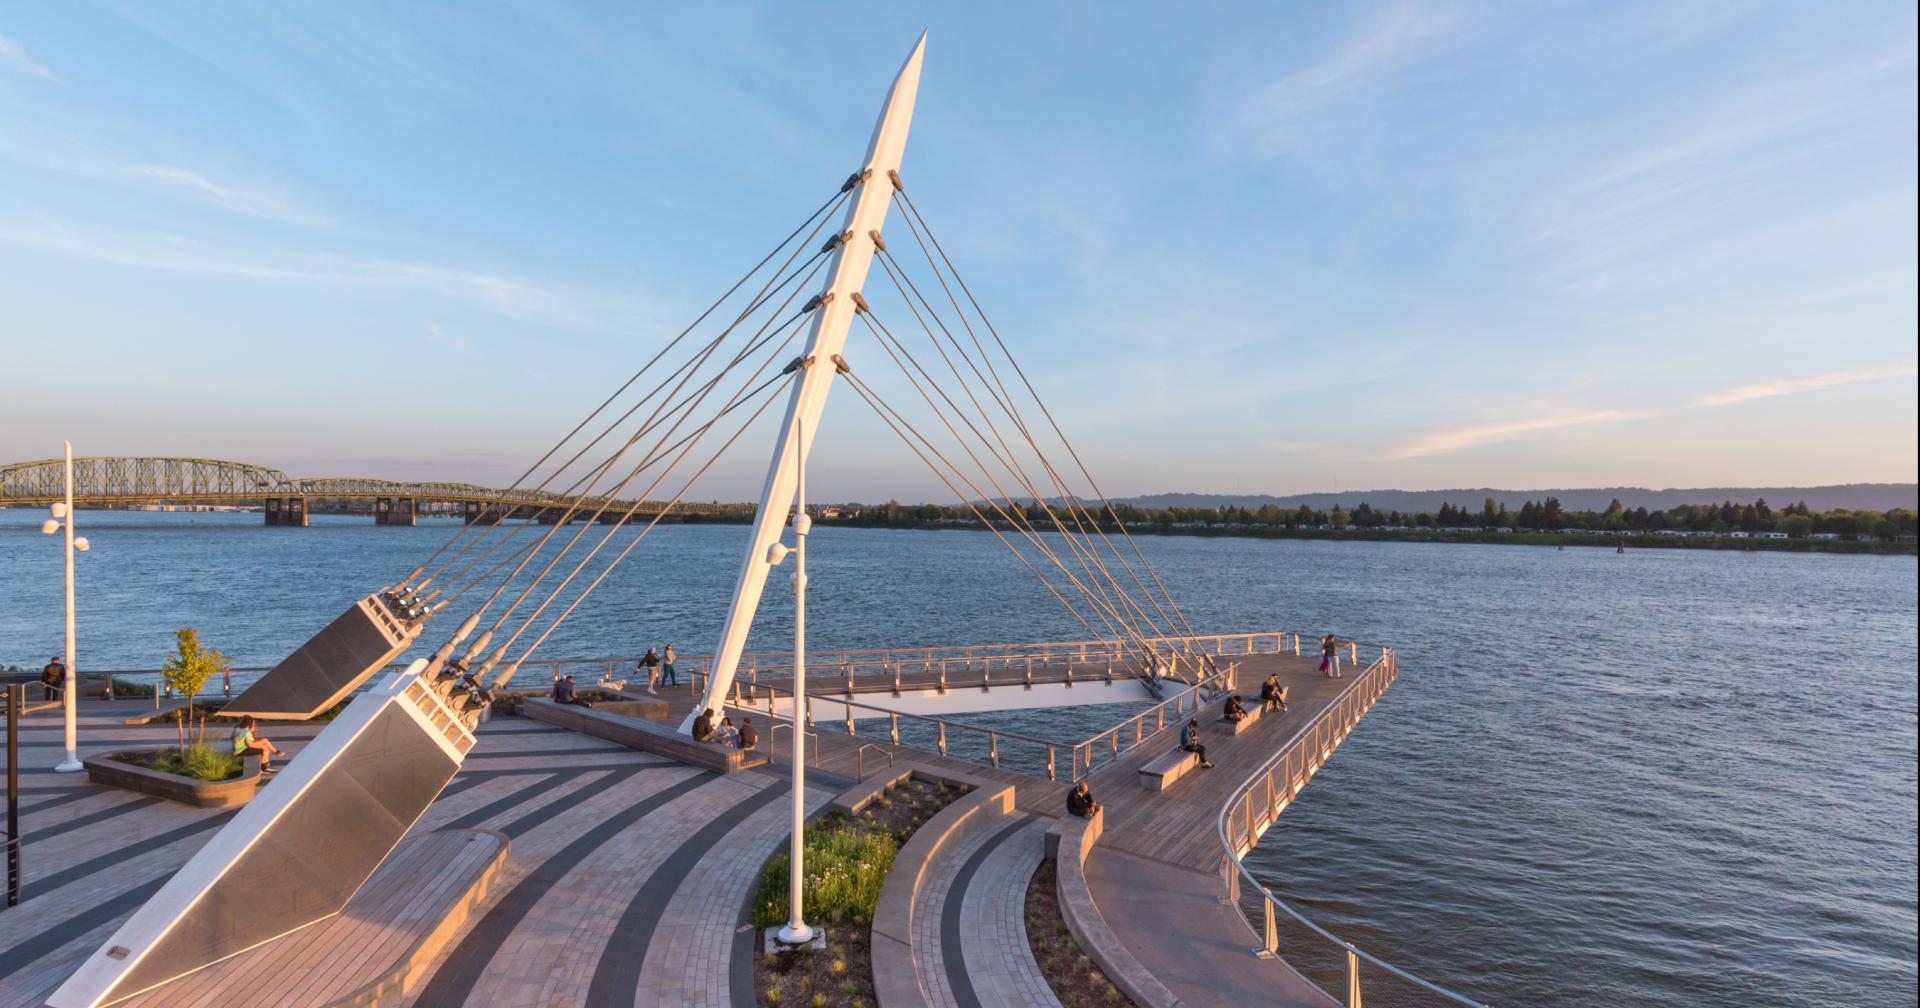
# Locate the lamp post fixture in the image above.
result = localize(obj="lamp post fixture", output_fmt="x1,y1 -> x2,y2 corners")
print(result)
768,418 -> 814,947
39,442 -> 89,773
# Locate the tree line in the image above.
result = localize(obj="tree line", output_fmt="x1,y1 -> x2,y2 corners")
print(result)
824,497 -> 1918,540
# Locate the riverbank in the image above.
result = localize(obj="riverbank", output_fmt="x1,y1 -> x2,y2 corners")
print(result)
817,517 -> 1919,555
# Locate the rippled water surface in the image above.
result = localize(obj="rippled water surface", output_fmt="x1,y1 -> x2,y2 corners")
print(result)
2,512 -> 1914,1006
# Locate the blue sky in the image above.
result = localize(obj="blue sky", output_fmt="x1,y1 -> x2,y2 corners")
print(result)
1,3 -> 1914,502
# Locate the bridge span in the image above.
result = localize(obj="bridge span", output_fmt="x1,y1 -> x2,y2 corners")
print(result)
0,456 -> 750,527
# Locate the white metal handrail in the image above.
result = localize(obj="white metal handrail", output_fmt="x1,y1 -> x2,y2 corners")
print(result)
1214,649 -> 1486,1007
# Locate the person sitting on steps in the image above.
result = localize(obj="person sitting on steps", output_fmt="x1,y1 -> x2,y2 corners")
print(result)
1222,694 -> 1248,723
1180,718 -> 1213,768
1067,780 -> 1100,819
231,716 -> 286,774
738,717 -> 758,752
692,707 -> 716,742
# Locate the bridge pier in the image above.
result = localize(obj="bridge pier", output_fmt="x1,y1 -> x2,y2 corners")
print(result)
374,497 -> 417,526
264,497 -> 308,527
537,509 -> 586,525
462,501 -> 507,526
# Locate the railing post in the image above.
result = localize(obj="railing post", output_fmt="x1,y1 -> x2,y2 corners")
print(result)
1263,898 -> 1279,956
892,662 -> 901,696
1293,633 -> 1301,656
989,732 -> 1000,768
890,712 -> 900,746
845,703 -> 854,736
938,664 -> 947,694
937,721 -> 947,756
846,662 -> 854,695
1046,746 -> 1056,782
1346,948 -> 1363,1008
1348,641 -> 1357,665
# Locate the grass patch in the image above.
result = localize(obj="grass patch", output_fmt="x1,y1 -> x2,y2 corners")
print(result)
124,744 -> 245,782
752,817 -> 897,927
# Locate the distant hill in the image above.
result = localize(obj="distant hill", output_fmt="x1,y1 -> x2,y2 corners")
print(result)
1123,484 -> 1918,514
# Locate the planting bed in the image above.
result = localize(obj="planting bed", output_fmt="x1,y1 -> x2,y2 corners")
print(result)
1026,858 -> 1139,1007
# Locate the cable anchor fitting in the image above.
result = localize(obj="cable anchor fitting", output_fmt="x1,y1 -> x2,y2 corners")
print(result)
849,291 -> 871,313
840,172 -> 861,193
782,354 -> 817,375
868,230 -> 887,252
819,232 -> 844,255
831,354 -> 852,374
887,169 -> 904,192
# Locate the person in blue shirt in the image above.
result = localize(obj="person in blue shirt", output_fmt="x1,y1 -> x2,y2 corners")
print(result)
1179,719 -> 1213,768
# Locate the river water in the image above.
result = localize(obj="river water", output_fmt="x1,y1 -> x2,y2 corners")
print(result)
1,511 -> 1913,1006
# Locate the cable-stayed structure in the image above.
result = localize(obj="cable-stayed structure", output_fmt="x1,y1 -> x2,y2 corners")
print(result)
55,34 -> 1209,1008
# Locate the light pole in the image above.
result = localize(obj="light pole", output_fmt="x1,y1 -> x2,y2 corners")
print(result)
769,418 -> 813,947
39,442 -> 89,773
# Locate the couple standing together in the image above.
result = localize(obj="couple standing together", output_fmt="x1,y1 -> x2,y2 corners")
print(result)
637,644 -> 678,694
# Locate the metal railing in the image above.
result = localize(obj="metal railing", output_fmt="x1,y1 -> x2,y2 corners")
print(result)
64,629 -> 1354,702
734,663 -> 1234,782
1215,649 -> 1486,1007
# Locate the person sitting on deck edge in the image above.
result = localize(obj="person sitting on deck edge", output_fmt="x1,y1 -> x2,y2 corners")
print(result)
231,716 -> 286,773
738,717 -> 758,751
552,675 -> 593,707
1067,780 -> 1100,819
1222,694 -> 1248,723
1260,673 -> 1285,712
1180,718 -> 1213,769
713,716 -> 740,747
692,707 -> 716,742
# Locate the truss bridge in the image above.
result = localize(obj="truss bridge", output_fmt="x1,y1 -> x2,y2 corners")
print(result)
0,456 -> 748,527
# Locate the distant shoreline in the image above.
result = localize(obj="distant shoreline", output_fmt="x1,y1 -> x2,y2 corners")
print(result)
816,518 -> 1919,555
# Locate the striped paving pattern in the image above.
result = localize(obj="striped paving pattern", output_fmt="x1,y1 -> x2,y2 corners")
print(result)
911,815 -> 1061,1008
0,699 -> 826,1007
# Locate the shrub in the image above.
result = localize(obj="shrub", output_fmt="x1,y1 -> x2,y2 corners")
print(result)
752,820 -> 898,928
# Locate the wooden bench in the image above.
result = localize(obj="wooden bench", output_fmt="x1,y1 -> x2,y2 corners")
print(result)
1138,747 -> 1199,791
521,698 -> 768,774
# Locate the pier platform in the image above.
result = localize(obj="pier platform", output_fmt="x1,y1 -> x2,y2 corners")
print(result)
0,634 -> 1395,1008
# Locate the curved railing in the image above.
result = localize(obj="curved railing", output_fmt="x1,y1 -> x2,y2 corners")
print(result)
1215,649 -> 1488,1007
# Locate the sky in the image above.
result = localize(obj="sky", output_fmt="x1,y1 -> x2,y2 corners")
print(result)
1,2 -> 1915,503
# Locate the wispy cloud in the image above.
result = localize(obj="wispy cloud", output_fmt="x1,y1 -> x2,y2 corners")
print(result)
0,33 -> 58,81
1389,362 -> 1918,458
1386,409 -> 1653,459
1694,364 -> 1918,408
129,164 -> 331,226
424,322 -> 469,352
0,220 -> 645,332
1219,5 -> 1466,159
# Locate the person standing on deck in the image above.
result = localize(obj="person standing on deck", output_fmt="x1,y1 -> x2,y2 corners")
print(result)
660,644 -> 679,690
1320,634 -> 1341,678
1180,719 -> 1213,768
40,656 -> 63,702
639,647 -> 661,694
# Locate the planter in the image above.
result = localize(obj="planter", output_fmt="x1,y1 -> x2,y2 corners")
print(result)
83,748 -> 263,808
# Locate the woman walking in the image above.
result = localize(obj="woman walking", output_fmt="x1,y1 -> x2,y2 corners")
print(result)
639,647 -> 661,694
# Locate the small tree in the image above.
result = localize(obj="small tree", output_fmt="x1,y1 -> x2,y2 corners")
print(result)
162,627 -> 229,748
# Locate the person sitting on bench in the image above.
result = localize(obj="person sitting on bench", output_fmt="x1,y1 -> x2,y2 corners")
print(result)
552,675 -> 593,707
1222,695 -> 1248,722
692,707 -> 716,742
738,717 -> 758,751
714,716 -> 740,747
1067,780 -> 1100,819
231,716 -> 286,773
1260,673 -> 1285,712
1180,719 -> 1214,769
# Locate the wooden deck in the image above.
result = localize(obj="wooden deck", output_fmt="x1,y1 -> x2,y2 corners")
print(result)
1,638 -> 1390,1008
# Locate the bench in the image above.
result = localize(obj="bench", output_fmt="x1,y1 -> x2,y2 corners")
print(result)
1217,701 -> 1264,735
1138,747 -> 1199,791
521,698 -> 768,774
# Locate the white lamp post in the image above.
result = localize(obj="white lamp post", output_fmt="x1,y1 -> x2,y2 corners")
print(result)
769,418 -> 814,947
39,441 -> 89,773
